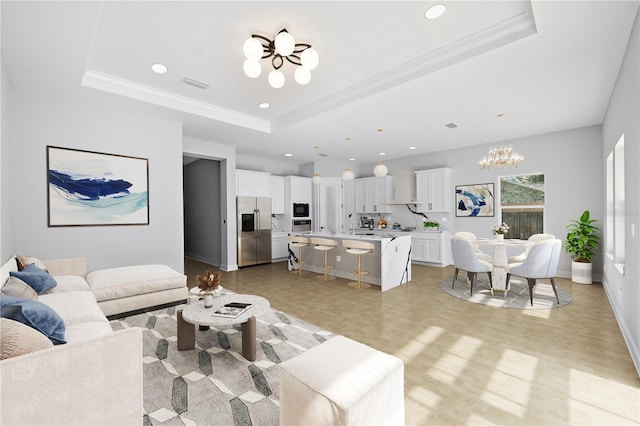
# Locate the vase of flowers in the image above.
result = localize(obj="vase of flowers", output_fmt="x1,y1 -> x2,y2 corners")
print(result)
196,270 -> 221,308
490,223 -> 509,241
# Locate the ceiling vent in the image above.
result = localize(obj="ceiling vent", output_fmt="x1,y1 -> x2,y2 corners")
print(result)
318,153 -> 329,157
181,77 -> 209,90
445,122 -> 458,128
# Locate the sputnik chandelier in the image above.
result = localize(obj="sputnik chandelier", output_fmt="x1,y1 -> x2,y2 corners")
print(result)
243,29 -> 319,88
478,144 -> 524,171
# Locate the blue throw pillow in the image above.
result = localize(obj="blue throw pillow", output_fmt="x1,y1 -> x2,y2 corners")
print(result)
9,262 -> 57,294
0,295 -> 66,345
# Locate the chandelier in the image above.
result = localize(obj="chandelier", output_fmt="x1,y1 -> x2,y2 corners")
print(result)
243,29 -> 319,88
478,144 -> 524,171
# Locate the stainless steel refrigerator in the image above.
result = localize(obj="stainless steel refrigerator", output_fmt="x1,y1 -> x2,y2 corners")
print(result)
237,196 -> 272,267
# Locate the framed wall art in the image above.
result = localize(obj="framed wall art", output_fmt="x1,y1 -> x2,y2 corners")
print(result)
47,146 -> 149,227
455,183 -> 494,217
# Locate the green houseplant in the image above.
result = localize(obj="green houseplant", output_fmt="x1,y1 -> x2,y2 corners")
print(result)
564,210 -> 600,284
423,220 -> 440,230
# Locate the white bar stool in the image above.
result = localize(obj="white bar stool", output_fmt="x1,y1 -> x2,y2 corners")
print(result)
288,236 -> 310,276
342,239 -> 374,289
310,237 -> 338,281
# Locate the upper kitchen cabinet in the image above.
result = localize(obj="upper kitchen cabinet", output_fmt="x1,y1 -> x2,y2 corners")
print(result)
269,175 -> 285,215
354,176 -> 393,214
285,176 -> 312,203
415,168 -> 451,213
236,169 -> 271,197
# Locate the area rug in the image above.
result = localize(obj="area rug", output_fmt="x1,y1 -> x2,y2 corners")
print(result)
110,304 -> 336,425
440,275 -> 572,309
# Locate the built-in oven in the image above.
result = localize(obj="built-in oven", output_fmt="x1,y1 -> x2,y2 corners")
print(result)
292,219 -> 312,232
293,202 -> 310,218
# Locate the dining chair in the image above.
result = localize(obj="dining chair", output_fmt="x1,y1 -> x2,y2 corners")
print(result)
507,233 -> 555,263
451,236 -> 493,296
454,232 -> 493,263
506,239 -> 561,306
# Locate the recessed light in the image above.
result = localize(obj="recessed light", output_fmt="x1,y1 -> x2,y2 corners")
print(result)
314,145 -> 319,149
409,146 -> 417,150
349,158 -> 356,161
497,113 -> 505,117
258,102 -> 270,109
379,152 -> 386,156
425,4 -> 446,20
151,63 -> 168,74
345,137 -> 351,141
283,153 -> 293,157
377,128 -> 384,133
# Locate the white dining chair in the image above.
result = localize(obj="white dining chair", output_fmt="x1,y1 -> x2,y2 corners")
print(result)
451,236 -> 493,296
507,233 -> 555,263
506,238 -> 561,306
454,231 -> 493,263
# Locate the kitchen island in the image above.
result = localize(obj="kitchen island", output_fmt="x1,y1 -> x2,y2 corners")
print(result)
289,231 -> 411,291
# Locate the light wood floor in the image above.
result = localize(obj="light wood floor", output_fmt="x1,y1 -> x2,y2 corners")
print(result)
185,258 -> 640,425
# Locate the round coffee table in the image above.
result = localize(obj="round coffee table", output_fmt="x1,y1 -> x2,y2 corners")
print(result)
177,294 -> 270,361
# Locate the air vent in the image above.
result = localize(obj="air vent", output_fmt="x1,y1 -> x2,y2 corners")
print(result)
318,153 -> 329,157
445,122 -> 458,128
181,77 -> 209,90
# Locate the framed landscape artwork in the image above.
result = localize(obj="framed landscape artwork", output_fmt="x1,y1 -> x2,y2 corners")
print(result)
455,183 -> 494,217
47,146 -> 149,227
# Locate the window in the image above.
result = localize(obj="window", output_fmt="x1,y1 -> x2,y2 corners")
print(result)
607,134 -> 625,272
499,174 -> 545,239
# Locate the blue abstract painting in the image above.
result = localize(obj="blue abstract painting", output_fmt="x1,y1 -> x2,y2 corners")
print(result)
47,146 -> 149,226
455,183 -> 494,217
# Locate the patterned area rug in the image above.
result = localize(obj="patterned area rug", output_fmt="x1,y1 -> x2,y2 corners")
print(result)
441,275 -> 572,309
110,303 -> 335,425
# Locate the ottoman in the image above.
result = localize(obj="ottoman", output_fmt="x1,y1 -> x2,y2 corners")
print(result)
279,335 -> 405,425
86,264 -> 187,317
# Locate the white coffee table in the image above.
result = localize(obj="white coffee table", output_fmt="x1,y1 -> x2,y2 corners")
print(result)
177,294 -> 270,361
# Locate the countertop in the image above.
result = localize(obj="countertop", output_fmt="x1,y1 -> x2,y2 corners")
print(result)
290,231 -> 411,241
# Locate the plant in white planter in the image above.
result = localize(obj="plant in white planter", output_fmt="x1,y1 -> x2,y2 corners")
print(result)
563,210 -> 600,284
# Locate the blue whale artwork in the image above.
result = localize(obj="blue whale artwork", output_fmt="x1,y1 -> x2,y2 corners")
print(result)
47,146 -> 148,226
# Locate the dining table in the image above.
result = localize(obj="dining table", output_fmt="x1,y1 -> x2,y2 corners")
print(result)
473,238 -> 533,295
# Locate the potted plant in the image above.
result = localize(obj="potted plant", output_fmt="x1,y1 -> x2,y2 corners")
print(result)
423,220 -> 440,231
563,210 -> 600,284
490,223 -> 509,241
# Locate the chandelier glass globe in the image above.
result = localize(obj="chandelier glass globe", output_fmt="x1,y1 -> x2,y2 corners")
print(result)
268,69 -> 285,88
243,37 -> 264,60
300,48 -> 319,70
294,67 -> 311,85
243,59 -> 261,78
274,31 -> 295,56
342,168 -> 355,181
311,173 -> 322,185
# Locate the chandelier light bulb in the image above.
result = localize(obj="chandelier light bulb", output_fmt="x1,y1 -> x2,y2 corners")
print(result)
311,173 -> 322,185
342,168 -> 355,181
275,31 -> 295,56
478,144 -> 524,170
243,59 -> 262,78
373,162 -> 388,177
268,69 -> 285,88
243,37 -> 263,60
300,48 -> 319,70
294,67 -> 311,85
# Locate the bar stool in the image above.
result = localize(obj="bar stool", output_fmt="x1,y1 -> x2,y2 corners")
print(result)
343,240 -> 374,289
310,237 -> 338,281
288,236 -> 310,276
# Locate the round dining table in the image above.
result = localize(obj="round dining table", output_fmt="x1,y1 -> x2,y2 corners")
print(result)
473,238 -> 533,295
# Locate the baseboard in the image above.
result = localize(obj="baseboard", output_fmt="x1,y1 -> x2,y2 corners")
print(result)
602,279 -> 640,377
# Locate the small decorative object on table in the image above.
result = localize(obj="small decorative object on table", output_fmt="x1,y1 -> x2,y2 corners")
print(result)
196,270 -> 221,308
490,223 -> 509,241
423,220 -> 440,231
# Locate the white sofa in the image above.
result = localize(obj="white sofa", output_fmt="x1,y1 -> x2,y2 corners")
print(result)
0,256 -> 144,425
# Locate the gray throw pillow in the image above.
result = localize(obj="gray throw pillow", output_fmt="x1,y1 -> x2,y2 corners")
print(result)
1,276 -> 38,300
0,318 -> 53,359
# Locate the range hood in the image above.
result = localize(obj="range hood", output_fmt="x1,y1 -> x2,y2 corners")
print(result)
387,170 -> 420,204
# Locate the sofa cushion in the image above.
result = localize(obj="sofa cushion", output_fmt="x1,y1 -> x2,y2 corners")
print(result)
16,255 -> 48,272
41,275 -> 91,294
0,318 -> 53,359
86,265 -> 186,302
1,277 -> 38,300
1,257 -> 18,288
39,291 -> 108,327
10,263 -> 57,294
65,322 -> 114,343
0,295 -> 66,345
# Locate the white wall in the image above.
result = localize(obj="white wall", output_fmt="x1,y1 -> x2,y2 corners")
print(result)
183,159 -> 221,266
602,9 -> 639,375
7,89 -> 184,273
1,55 -> 12,262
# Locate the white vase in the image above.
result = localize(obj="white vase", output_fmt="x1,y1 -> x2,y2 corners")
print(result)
496,234 -> 504,241
203,293 -> 214,308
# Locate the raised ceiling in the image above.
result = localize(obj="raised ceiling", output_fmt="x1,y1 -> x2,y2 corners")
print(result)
2,1 -> 638,165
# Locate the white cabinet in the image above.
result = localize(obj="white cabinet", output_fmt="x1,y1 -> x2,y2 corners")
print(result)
272,231 -> 289,261
415,168 -> 451,212
286,176 -> 312,203
236,169 -> 271,197
354,176 -> 393,213
411,231 -> 452,266
269,175 -> 285,215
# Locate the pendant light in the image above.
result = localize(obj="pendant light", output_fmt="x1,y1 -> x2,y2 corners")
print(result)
311,173 -> 322,185
342,168 -> 355,181
373,162 -> 388,177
